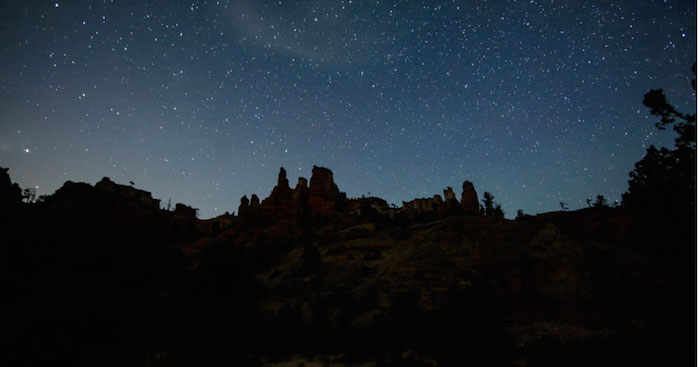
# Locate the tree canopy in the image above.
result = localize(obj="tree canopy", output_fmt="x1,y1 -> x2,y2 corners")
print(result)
622,64 -> 696,218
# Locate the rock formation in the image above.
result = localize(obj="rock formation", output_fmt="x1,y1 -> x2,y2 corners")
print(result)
293,177 -> 309,206
308,166 -> 341,202
36,176 -> 198,238
174,203 -> 197,219
250,194 -> 260,207
277,167 -> 290,188
443,186 -> 459,212
233,166 -> 484,225
236,166 -> 349,221
443,187 -> 456,202
238,195 -> 250,216
262,167 -> 293,207
402,195 -> 446,218
347,197 -> 390,217
307,166 -> 346,213
461,180 -> 479,216
258,167 -> 300,220
95,177 -> 161,210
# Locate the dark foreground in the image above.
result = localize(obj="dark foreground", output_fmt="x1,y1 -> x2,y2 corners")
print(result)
1,167 -> 694,366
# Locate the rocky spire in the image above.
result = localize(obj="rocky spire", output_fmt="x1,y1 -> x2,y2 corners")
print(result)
309,166 -> 340,201
238,195 -> 249,216
308,166 -> 345,213
263,167 -> 293,206
443,187 -> 456,202
443,186 -> 459,212
250,194 -> 260,207
277,167 -> 290,191
293,177 -> 309,205
295,177 -> 308,190
461,181 -> 479,216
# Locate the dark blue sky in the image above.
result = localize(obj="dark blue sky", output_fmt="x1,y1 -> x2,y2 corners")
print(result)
1,0 -> 695,218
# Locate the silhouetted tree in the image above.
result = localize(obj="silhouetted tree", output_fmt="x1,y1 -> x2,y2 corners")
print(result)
622,64 -> 696,217
593,195 -> 608,208
559,201 -> 568,211
481,192 -> 494,216
22,188 -> 36,203
492,204 -> 504,219
481,192 -> 505,219
516,209 -> 525,219
585,199 -> 592,208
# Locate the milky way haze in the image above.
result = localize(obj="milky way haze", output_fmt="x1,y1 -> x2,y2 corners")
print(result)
0,1 -> 695,218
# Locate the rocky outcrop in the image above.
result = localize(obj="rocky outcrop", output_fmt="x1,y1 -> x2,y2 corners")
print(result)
308,166 -> 341,201
236,166 -> 345,222
277,167 -> 290,190
262,167 -> 293,207
443,187 -> 456,202
346,197 -> 390,217
40,177 -> 198,237
403,195 -> 443,212
95,177 -> 161,210
402,195 -> 446,219
307,166 -> 346,213
234,166 -> 484,226
293,177 -> 309,206
396,183 -> 480,219
443,186 -> 459,212
461,180 -> 479,216
174,203 -> 197,219
238,195 -> 250,216
257,168 -> 302,221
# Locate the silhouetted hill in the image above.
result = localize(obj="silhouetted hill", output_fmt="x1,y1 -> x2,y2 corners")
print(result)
0,166 -> 694,366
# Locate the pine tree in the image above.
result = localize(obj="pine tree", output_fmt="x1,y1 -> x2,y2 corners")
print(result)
622,64 -> 696,218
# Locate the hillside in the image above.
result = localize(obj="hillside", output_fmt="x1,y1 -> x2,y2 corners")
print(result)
1,166 -> 694,366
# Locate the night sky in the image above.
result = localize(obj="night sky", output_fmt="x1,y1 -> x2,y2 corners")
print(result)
1,1 -> 695,219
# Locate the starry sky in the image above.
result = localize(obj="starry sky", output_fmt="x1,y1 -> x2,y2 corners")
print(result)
0,0 -> 695,219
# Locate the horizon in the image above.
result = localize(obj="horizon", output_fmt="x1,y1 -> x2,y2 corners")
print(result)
4,163 -> 628,220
